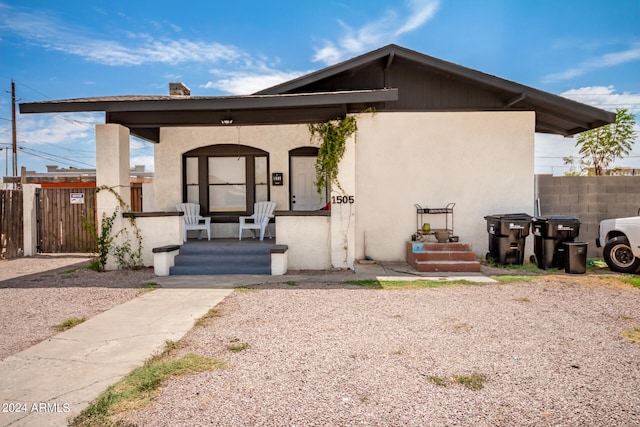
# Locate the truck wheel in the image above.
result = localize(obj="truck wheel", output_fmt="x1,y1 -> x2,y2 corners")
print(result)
603,236 -> 640,273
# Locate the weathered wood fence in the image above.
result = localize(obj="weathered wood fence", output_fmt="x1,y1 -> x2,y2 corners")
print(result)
36,188 -> 97,253
0,190 -> 24,259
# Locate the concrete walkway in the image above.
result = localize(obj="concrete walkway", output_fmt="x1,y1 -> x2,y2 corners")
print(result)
0,287 -> 232,427
0,263 -> 494,427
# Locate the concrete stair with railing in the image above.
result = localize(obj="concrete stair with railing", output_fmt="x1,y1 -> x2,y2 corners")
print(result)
406,241 -> 482,273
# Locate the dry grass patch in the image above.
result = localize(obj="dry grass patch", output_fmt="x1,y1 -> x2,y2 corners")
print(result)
72,341 -> 226,427
54,316 -> 86,331
427,372 -> 487,390
194,308 -> 221,327
623,327 -> 640,343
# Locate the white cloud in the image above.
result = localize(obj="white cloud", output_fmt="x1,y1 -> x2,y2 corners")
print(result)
17,113 -> 98,146
395,0 -> 439,36
313,0 -> 440,65
0,4 -> 242,66
559,86 -> 640,114
203,70 -> 306,95
543,42 -> 640,82
131,154 -> 154,172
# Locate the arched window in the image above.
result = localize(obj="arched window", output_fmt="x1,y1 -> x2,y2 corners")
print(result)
183,144 -> 269,216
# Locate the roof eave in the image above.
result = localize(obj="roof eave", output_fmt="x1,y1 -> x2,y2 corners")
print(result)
19,89 -> 399,114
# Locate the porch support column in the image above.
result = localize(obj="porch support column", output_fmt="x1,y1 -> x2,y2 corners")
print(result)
330,128 -> 356,269
96,124 -> 131,270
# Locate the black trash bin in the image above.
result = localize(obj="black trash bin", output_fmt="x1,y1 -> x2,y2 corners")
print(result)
564,241 -> 588,274
531,216 -> 581,269
484,213 -> 532,265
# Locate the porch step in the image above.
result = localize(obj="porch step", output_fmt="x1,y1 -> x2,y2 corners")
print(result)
413,260 -> 482,273
407,241 -> 481,273
170,242 -> 272,275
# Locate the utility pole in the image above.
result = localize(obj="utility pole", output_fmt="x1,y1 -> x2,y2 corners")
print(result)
11,79 -> 17,179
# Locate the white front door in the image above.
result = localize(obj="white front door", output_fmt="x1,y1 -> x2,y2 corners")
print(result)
291,156 -> 326,211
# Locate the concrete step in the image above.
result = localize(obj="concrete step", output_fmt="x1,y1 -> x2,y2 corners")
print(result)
407,241 -> 482,273
174,253 -> 271,266
409,242 -> 474,252
171,242 -> 272,275
412,251 -> 478,262
170,264 -> 271,275
414,260 -> 482,273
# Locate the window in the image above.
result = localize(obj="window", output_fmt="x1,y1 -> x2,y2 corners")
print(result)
185,157 -> 199,204
208,157 -> 246,212
183,144 -> 269,215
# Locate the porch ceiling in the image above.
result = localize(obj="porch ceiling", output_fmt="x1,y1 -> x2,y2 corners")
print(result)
19,89 -> 398,143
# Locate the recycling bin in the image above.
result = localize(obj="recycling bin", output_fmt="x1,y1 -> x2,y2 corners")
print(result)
531,216 -> 581,269
484,213 -> 532,265
564,241 -> 588,274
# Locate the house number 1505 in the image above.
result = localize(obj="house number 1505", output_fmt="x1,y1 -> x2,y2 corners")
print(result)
332,195 -> 355,204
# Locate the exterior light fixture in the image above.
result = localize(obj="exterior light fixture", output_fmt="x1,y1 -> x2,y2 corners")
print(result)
220,118 -> 234,125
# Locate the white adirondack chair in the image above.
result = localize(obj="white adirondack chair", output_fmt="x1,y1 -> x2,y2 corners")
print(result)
239,201 -> 276,241
176,203 -> 211,242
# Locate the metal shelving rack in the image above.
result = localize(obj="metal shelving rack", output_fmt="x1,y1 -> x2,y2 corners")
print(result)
414,203 -> 455,241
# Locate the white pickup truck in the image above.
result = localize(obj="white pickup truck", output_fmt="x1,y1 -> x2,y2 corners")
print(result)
596,212 -> 640,273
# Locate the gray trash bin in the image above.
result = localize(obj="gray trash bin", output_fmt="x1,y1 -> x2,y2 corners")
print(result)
564,242 -> 588,274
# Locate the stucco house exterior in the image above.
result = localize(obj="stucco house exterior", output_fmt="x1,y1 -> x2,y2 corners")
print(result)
20,44 -> 614,273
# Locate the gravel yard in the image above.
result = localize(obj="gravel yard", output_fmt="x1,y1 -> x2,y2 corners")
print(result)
0,255 -> 156,360
125,276 -> 640,427
2,255 -> 639,426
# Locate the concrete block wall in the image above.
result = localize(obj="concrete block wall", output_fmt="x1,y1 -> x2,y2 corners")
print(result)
535,175 -> 640,258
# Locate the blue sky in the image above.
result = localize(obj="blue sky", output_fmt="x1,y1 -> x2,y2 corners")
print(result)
0,0 -> 639,176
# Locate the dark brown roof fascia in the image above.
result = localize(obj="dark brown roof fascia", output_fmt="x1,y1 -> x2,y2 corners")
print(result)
19,89 -> 398,114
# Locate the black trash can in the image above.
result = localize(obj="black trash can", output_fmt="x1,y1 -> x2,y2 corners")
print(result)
564,241 -> 588,274
532,216 -> 581,269
484,213 -> 532,265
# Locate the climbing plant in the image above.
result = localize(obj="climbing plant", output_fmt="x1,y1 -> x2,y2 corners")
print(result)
83,185 -> 143,271
308,115 -> 358,195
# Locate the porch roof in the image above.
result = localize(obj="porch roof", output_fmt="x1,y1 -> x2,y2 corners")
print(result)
19,89 -> 398,143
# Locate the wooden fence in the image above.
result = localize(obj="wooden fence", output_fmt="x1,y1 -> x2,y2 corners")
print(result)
0,190 -> 24,259
2,185 -> 143,258
36,188 -> 97,253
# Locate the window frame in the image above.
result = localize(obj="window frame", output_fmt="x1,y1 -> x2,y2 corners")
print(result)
183,144 -> 269,218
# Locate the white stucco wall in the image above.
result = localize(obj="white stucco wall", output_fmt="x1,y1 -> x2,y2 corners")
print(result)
151,111 -> 535,268
276,215 -> 331,270
134,215 -> 183,266
353,111 -> 536,261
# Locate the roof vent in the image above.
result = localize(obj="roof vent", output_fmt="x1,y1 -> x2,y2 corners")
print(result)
169,82 -> 190,97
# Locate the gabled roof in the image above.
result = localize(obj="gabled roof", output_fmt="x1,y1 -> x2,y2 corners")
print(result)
257,44 -> 615,136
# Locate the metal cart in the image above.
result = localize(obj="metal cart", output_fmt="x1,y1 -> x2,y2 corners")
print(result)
414,203 -> 455,242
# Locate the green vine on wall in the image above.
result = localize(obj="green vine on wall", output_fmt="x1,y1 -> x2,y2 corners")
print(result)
83,185 -> 143,271
309,115 -> 358,195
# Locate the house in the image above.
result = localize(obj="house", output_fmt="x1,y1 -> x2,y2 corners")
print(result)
19,44 -> 614,272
